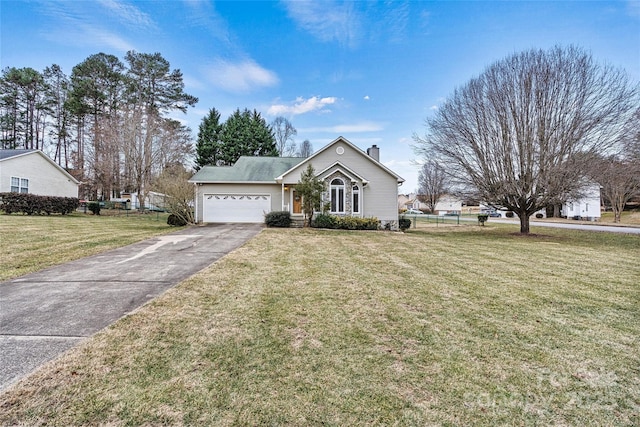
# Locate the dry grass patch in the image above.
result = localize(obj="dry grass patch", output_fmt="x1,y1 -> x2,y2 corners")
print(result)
1,227 -> 638,426
0,212 -> 180,281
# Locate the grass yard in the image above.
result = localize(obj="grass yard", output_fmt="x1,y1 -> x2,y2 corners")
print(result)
0,224 -> 639,426
0,212 -> 181,281
600,209 -> 640,225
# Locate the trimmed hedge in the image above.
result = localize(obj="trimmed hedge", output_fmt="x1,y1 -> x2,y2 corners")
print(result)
264,211 -> 292,228
0,192 -> 79,215
312,213 -> 379,230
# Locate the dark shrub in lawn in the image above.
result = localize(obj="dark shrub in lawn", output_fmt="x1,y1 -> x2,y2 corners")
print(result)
399,218 -> 412,231
167,214 -> 188,226
88,202 -> 101,215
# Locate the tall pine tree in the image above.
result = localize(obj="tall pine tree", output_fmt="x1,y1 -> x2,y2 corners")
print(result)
194,108 -> 223,169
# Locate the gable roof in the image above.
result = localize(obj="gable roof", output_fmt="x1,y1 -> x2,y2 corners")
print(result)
316,161 -> 368,184
0,149 -> 37,160
189,156 -> 303,183
277,136 -> 405,183
0,149 -> 80,184
188,137 -> 405,185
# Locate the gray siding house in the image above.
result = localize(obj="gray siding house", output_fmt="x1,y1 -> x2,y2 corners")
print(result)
189,137 -> 405,227
0,149 -> 79,198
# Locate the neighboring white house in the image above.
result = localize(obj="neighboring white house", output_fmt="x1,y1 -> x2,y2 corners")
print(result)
562,183 -> 601,221
0,149 -> 79,198
189,137 -> 405,227
123,191 -> 167,211
434,195 -> 463,215
398,193 -> 462,215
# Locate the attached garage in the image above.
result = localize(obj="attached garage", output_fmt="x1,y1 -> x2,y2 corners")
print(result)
203,194 -> 271,223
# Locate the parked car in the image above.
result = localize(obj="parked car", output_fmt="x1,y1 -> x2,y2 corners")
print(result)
404,209 -> 424,215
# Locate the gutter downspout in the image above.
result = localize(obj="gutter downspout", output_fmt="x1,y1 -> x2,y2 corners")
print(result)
193,182 -> 199,223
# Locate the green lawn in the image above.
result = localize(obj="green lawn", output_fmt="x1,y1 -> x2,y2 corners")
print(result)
0,211 -> 180,281
0,224 -> 639,426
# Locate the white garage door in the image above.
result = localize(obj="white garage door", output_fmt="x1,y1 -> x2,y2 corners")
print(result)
203,194 -> 271,223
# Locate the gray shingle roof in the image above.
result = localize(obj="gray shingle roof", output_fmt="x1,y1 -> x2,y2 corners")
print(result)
190,156 -> 304,183
0,149 -> 37,160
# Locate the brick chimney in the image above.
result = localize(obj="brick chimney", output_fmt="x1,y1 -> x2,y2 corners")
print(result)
367,144 -> 380,162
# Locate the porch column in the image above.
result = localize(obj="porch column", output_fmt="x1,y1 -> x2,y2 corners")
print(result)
281,183 -> 285,211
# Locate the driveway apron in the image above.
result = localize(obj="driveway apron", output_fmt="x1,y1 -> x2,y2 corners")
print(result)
0,223 -> 262,392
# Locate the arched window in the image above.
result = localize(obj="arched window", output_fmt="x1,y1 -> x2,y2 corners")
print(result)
352,185 -> 360,214
330,178 -> 345,213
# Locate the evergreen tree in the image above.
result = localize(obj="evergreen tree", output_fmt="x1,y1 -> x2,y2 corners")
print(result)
295,164 -> 325,226
195,108 -> 223,169
219,108 -> 277,165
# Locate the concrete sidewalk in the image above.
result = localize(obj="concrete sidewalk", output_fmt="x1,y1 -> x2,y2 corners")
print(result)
0,223 -> 262,392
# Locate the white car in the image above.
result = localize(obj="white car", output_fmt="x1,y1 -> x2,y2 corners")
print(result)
404,209 -> 424,215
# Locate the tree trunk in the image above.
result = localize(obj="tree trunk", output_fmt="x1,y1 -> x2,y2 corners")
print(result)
518,212 -> 530,234
612,194 -> 624,223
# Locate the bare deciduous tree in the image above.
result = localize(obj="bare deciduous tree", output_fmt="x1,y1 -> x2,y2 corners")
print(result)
588,111 -> 640,223
417,159 -> 449,213
152,163 -> 195,225
414,46 -> 639,233
271,116 -> 297,156
297,139 -> 313,157
590,155 -> 640,223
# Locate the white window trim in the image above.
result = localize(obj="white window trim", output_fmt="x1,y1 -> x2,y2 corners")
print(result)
352,185 -> 360,215
330,178 -> 345,214
11,176 -> 28,193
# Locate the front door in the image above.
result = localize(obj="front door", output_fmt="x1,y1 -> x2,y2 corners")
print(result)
292,190 -> 302,214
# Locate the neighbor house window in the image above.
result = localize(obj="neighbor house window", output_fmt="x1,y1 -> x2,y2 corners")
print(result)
330,178 -> 345,213
11,177 -> 28,193
352,185 -> 360,214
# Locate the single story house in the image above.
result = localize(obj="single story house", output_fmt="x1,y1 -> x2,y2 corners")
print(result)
399,193 -> 463,215
189,136 -> 405,227
0,149 -> 79,198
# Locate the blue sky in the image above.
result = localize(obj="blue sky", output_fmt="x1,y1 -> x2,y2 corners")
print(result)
1,0 -> 639,191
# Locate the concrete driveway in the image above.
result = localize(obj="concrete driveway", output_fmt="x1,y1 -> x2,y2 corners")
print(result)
0,223 -> 262,392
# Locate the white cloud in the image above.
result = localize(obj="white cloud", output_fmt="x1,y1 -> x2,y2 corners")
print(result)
205,59 -> 279,93
282,0 -> 362,48
430,105 -> 438,110
182,0 -> 232,46
97,0 -> 155,29
38,2 -> 136,52
363,95 -> 370,100
268,96 -> 338,116
79,24 -> 135,51
182,74 -> 206,91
